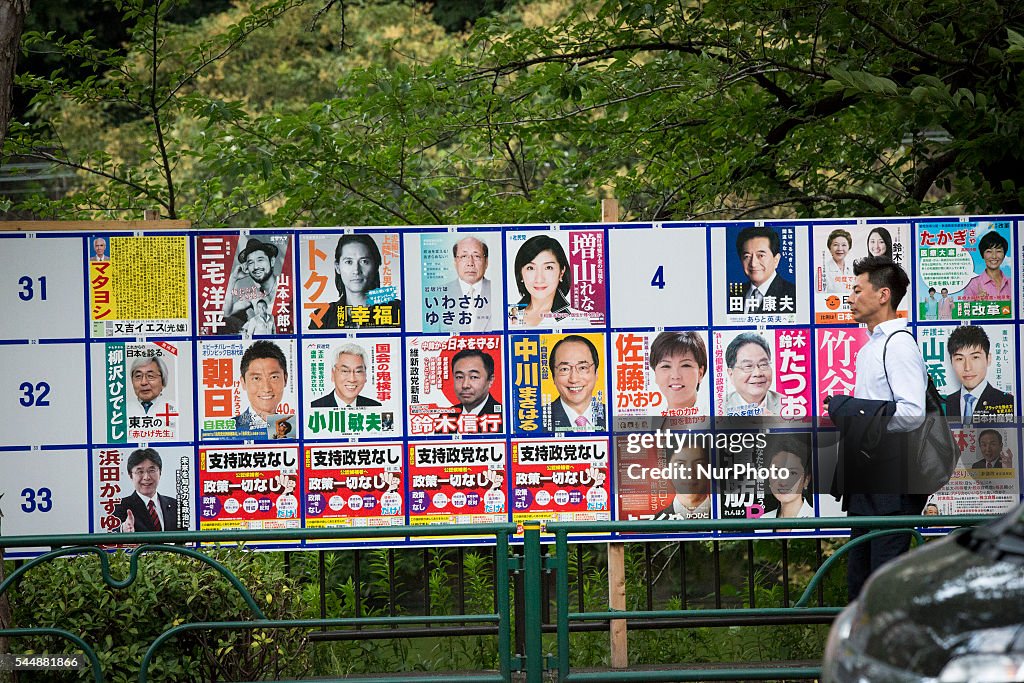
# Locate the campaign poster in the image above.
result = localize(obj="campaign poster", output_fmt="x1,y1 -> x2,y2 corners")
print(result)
198,445 -> 301,531
611,331 -> 710,428
304,444 -> 404,529
197,339 -> 298,441
815,328 -> 870,423
195,233 -> 294,336
300,232 -> 402,332
406,335 -> 504,436
303,338 -> 402,439
93,446 -> 193,533
510,438 -> 610,525
813,223 -> 910,324
713,329 -> 813,419
919,324 -> 1016,424
719,432 -> 815,524
718,224 -> 801,325
94,341 -> 189,443
505,229 -> 606,328
407,441 -> 507,526
89,235 -> 191,337
928,427 -> 1019,515
509,332 -> 607,435
403,232 -> 504,333
607,226 -> 708,329
916,220 -> 1014,320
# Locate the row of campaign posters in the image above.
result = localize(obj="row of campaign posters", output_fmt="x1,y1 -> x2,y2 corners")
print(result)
0,218 -> 1022,554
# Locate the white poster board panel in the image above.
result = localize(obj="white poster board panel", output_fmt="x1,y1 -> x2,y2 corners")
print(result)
0,343 -> 88,446
0,235 -> 86,340
0,449 -> 90,555
608,228 -> 708,328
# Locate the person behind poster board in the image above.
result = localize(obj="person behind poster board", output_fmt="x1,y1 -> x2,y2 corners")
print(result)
649,331 -> 707,414
90,236 -> 108,262
653,444 -> 711,520
921,287 -> 939,321
546,335 -> 606,431
961,231 -> 1010,303
316,234 -> 401,330
827,255 -> 928,600
735,226 -> 796,314
223,237 -> 282,334
866,227 -> 893,259
311,342 -> 382,408
762,435 -> 813,519
127,356 -> 174,423
112,448 -> 179,532
937,287 -> 954,320
823,228 -> 854,293
450,348 -> 501,416
241,298 -> 275,337
271,416 -> 294,440
234,340 -> 288,432
724,333 -> 782,416
971,429 -> 1013,469
443,236 -> 492,332
510,235 -> 585,327
943,325 -> 1014,422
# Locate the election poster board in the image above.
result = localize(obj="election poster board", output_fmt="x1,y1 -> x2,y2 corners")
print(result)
407,441 -> 507,527
2,216 -> 1024,555
198,445 -> 301,533
509,437 -> 611,527
812,223 -> 910,324
303,443 -> 405,536
916,220 -> 1015,321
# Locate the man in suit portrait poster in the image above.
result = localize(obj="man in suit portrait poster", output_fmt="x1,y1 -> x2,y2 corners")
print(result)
943,325 -> 1014,422
112,448 -> 180,532
443,236 -> 492,332
735,226 -> 797,315
546,335 -> 606,432
311,342 -> 382,408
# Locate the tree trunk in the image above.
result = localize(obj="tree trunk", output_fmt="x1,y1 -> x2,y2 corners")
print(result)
0,0 -> 31,149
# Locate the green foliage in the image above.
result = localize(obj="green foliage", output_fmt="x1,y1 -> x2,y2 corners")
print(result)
11,0 -> 1024,224
6,548 -> 310,682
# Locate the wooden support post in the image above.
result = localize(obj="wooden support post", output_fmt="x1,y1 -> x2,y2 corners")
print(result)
144,208 -> 160,221
601,195 -> 628,668
601,197 -> 619,224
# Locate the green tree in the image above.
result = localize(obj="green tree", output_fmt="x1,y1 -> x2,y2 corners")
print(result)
6,0 -> 1024,224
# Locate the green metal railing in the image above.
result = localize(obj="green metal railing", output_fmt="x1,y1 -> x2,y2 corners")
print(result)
0,515 -> 992,682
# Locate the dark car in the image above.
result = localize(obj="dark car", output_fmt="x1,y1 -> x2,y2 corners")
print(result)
823,504 -> 1024,682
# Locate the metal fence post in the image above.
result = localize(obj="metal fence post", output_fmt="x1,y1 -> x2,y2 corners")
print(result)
522,521 -> 543,683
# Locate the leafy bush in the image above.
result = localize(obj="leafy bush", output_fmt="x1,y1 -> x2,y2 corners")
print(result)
5,547 -> 311,682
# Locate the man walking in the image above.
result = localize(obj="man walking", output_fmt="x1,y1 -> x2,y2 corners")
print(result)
829,255 -> 928,600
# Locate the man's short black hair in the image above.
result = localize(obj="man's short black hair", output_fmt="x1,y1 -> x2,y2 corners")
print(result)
947,325 -> 991,357
452,348 -> 495,379
240,340 -> 288,378
276,419 -> 293,435
127,447 -> 162,475
735,226 -> 781,258
978,231 -> 1008,255
548,335 -> 600,373
978,428 -> 1003,446
852,255 -> 909,311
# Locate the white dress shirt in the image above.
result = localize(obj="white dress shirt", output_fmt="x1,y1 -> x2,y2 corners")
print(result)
853,318 -> 926,432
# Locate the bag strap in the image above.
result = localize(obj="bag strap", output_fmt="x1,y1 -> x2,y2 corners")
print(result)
881,328 -> 916,400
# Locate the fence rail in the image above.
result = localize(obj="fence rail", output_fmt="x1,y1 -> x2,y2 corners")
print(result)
0,515 -> 993,682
